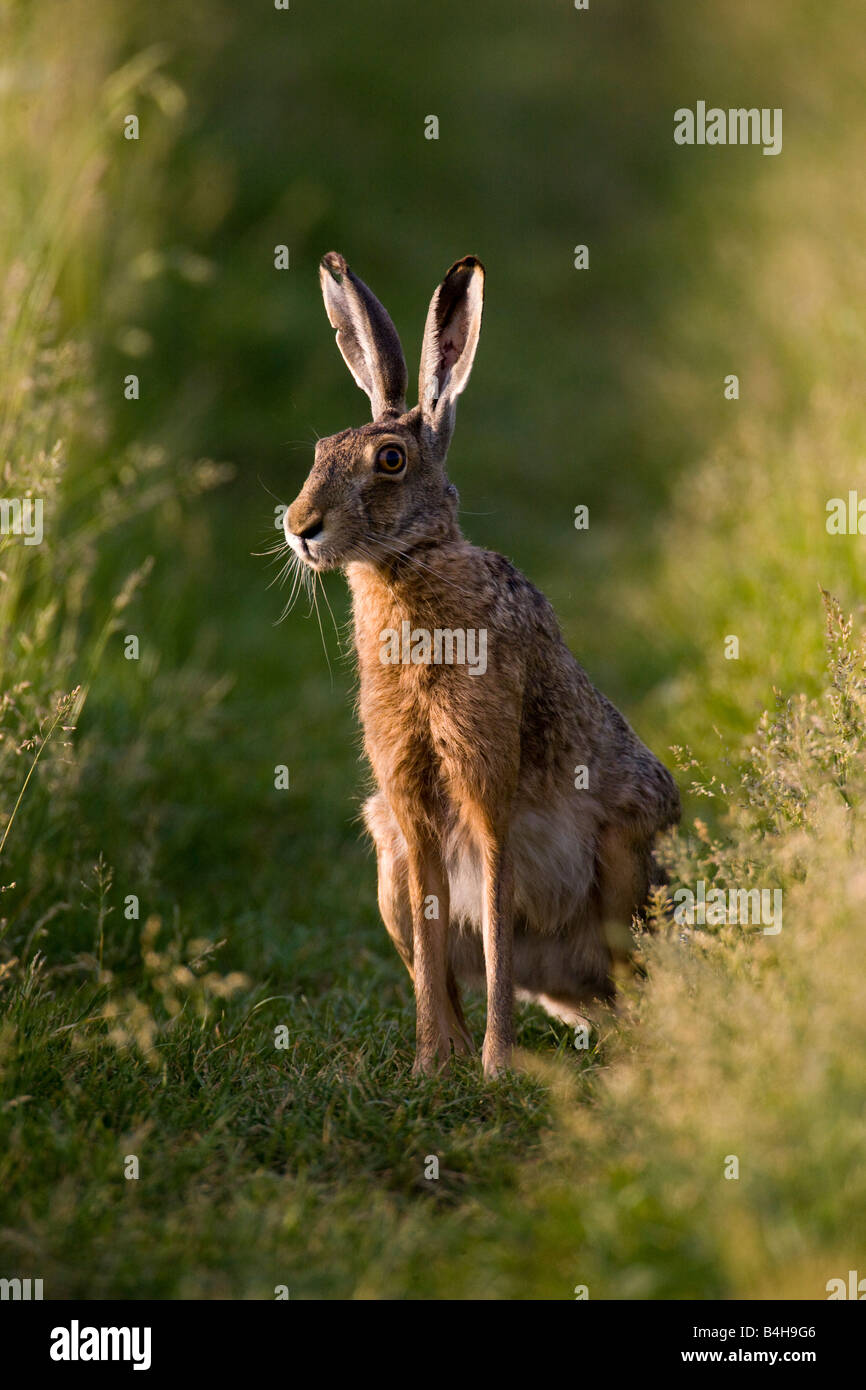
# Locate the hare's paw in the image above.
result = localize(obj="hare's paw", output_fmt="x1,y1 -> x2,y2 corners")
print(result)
481,1036 -> 513,1078
449,1026 -> 474,1057
412,1035 -> 453,1076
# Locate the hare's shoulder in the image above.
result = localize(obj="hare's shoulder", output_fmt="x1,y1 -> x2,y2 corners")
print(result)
459,543 -> 562,636
462,546 -> 680,828
457,541 -> 602,696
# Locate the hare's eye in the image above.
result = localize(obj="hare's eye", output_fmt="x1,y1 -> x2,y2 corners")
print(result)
376,444 -> 406,474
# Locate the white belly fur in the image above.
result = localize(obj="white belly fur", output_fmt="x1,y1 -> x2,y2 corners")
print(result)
446,794 -> 600,936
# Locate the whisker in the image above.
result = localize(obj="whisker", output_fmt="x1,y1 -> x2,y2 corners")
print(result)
257,476 -> 285,504
317,571 -> 347,657
267,554 -> 295,592
367,534 -> 467,602
310,572 -> 334,686
271,548 -> 310,622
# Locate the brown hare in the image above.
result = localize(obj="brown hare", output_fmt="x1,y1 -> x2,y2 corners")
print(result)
285,251 -> 680,1077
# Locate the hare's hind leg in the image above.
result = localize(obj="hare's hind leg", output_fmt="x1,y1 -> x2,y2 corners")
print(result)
596,821 -> 654,931
467,814 -> 515,1079
365,793 -> 413,977
364,794 -> 473,1064
445,962 -> 474,1054
512,911 -> 614,1027
522,825 -> 654,1026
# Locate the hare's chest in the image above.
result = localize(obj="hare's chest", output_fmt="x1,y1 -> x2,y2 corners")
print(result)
357,643 -> 439,760
352,592 -> 480,796
359,662 -> 477,822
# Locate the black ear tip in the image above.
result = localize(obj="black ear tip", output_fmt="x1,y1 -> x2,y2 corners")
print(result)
444,254 -> 485,285
321,251 -> 348,283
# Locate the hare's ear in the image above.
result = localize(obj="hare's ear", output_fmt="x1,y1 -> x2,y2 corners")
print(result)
418,256 -> 484,446
319,252 -> 407,419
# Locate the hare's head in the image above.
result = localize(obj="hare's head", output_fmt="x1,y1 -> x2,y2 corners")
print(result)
285,252 -> 484,571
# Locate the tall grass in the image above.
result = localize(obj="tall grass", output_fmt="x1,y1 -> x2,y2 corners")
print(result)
0,0 -> 864,1299
0,4 -> 227,914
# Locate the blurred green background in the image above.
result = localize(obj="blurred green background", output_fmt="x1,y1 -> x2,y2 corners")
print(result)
1,0 -> 865,1299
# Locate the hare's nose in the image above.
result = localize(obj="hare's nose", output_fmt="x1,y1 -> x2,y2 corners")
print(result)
295,516 -> 324,542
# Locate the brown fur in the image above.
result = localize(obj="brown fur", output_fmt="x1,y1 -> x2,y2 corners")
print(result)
285,252 -> 680,1076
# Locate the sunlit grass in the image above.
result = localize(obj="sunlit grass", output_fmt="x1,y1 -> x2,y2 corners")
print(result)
1,0 -> 865,1299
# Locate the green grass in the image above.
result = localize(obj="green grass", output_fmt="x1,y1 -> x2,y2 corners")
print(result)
1,0 -> 866,1298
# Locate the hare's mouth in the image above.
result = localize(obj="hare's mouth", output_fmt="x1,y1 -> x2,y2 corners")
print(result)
290,535 -> 329,570
284,515 -> 333,570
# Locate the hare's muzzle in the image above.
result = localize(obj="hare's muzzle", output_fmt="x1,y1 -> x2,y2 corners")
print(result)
284,505 -> 326,563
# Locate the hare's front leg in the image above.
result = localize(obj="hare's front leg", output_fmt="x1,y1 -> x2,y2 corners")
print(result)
405,834 -> 453,1075
479,834 -> 515,1078
366,792 -> 473,1063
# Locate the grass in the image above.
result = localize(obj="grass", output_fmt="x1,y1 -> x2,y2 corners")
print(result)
1,0 -> 865,1298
